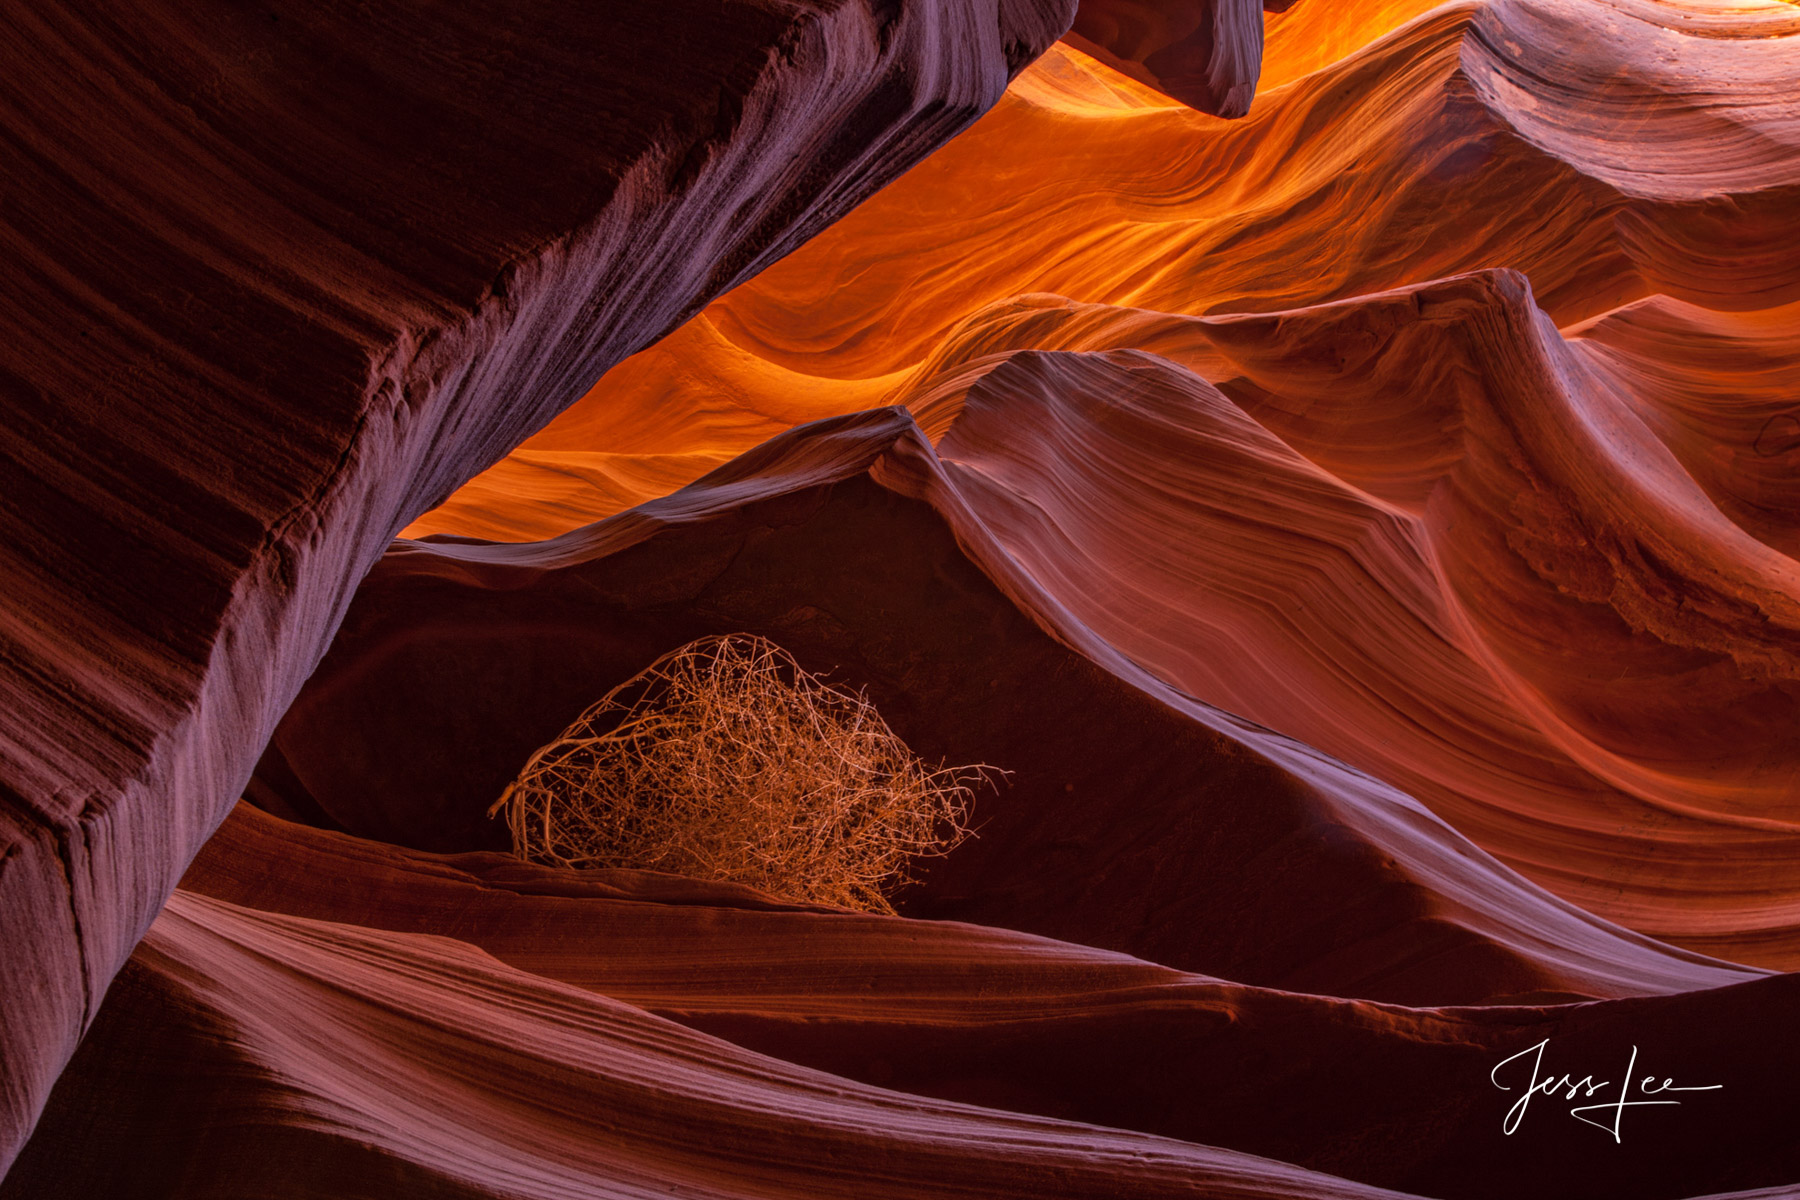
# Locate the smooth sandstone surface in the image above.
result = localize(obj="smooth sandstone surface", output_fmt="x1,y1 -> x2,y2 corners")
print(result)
5,801 -> 1796,1199
1066,0 -> 1269,113
411,0 -> 1800,969
4,886 -> 1428,1200
267,408 -> 1757,1005
0,0 -> 1074,1170
8,0 -> 1800,1194
10,409 -> 1796,1196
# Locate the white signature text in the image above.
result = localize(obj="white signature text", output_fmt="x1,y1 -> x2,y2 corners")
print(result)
1490,1040 -> 1722,1142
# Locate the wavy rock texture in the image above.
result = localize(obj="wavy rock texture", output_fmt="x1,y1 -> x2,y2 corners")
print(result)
0,0 -> 1074,1170
411,0 -> 1800,972
251,410 -> 1761,1004
6,801 -> 1797,1200
11,411 -> 1796,1197
10,0 -> 1800,1194
9,886 -> 1423,1200
1066,0 -> 1269,113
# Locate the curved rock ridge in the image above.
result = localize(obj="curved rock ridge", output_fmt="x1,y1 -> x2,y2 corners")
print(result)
0,0 -> 1075,1169
405,0 -> 1800,969
11,797 -> 1800,1198
255,407 -> 1754,1006
4,887 -> 1420,1200
408,268 -> 1800,969
1066,0 -> 1268,115
12,0 -> 1796,1191
410,0 -> 1800,542
890,271 -> 1800,966
1567,294 -> 1800,562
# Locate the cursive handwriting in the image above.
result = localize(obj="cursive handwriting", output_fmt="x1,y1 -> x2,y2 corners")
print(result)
1490,1040 -> 1722,1143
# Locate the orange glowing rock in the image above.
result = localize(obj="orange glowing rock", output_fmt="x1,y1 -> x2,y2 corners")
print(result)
0,0 -> 1075,1171
8,0 -> 1800,1195
410,0 -> 1800,970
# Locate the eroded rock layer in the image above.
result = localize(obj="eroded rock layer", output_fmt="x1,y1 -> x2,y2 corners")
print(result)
412,0 -> 1800,970
262,409 -> 1761,1003
10,417 -> 1797,1196
1066,0 -> 1268,113
0,0 -> 1074,1169
9,0 -> 1800,1193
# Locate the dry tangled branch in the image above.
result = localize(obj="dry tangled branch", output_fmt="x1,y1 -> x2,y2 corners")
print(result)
487,633 -> 989,914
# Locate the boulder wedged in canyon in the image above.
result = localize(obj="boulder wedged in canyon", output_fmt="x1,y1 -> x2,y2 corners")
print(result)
252,407 -> 1754,1006
0,0 -> 1075,1168
1066,0 -> 1268,114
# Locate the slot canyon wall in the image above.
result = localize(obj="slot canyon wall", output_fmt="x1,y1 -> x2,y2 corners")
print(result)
412,0 -> 1800,972
3,0 -> 1798,1195
0,0 -> 1076,1173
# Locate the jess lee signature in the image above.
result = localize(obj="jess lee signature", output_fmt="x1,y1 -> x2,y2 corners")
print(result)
1491,1040 -> 1723,1142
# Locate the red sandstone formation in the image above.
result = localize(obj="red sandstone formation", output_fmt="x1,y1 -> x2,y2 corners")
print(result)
6,0 -> 1800,1194
260,408 -> 1756,1004
3,801 -> 1794,1198
0,887 -> 1425,1200
437,0 -> 1800,537
1067,0 -> 1269,113
0,0 -> 1074,1171
416,0 -> 1800,969
887,274 -> 1800,968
